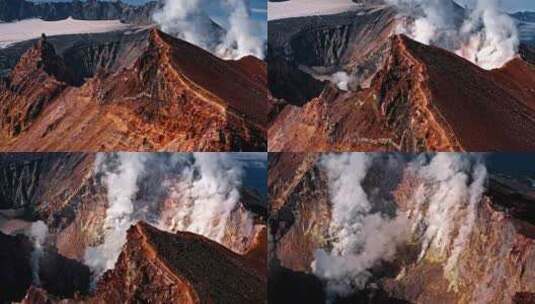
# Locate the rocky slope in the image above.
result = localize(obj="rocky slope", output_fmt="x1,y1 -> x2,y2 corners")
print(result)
268,2 -> 535,152
22,222 -> 267,304
0,28 -> 268,151
269,35 -> 535,152
268,153 -> 535,304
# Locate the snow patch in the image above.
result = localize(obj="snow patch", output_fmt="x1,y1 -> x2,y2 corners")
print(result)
268,0 -> 362,21
0,17 -> 136,48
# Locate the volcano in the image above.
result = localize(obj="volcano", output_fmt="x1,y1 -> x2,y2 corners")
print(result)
268,152 -> 535,304
269,34 -> 535,152
267,1 -> 535,152
0,26 -> 268,151
22,222 -> 267,304
0,152 -> 267,303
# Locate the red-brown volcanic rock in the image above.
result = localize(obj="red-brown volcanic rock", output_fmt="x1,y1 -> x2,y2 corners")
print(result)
269,35 -> 535,152
0,29 -> 268,151
22,222 -> 266,304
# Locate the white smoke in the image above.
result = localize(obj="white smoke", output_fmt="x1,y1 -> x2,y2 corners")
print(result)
83,152 -> 255,283
298,65 -> 354,91
407,153 -> 487,289
329,71 -> 352,91
311,153 -> 487,298
215,0 -> 266,60
158,153 -> 248,242
387,0 -> 518,69
311,153 -> 410,298
455,0 -> 518,69
152,0 -> 265,60
26,220 -> 48,286
84,153 -> 148,282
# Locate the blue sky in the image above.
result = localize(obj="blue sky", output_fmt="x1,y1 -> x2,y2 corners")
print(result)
249,0 -> 267,21
204,0 -> 266,21
455,0 -> 535,12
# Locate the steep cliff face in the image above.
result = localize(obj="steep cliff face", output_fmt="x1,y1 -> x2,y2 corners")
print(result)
268,5 -> 397,105
0,153 -> 93,215
269,154 -> 535,304
382,176 -> 535,304
268,153 -> 330,271
269,35 -> 535,152
0,29 -> 268,151
0,153 -> 108,263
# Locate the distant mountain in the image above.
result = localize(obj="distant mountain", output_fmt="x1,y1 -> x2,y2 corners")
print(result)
513,11 -> 535,44
0,0 -> 158,24
512,11 -> 535,22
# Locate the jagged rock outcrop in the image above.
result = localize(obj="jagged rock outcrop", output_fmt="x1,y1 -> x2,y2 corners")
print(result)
94,222 -> 265,304
0,37 -> 73,138
269,35 -> 535,152
0,29 -> 268,151
22,222 -> 267,304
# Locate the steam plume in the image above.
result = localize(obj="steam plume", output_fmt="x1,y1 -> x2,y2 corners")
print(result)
311,153 -> 409,298
387,0 -> 518,69
299,65 -> 353,91
152,0 -> 265,59
311,153 -> 487,298
84,153 -> 255,283
26,221 -> 48,286
408,153 -> 487,289
84,153 -> 148,282
159,153 -> 248,242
